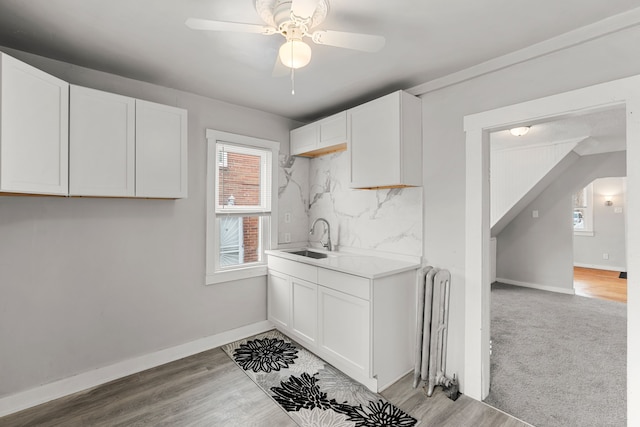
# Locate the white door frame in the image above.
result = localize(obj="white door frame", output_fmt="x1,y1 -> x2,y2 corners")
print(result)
463,75 -> 640,424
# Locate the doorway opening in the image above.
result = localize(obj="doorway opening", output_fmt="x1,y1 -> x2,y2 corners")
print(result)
485,107 -> 628,425
463,75 -> 639,426
573,176 -> 628,303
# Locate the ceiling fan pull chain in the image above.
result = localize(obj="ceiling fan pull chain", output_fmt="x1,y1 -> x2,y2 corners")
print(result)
290,40 -> 296,95
291,64 -> 296,95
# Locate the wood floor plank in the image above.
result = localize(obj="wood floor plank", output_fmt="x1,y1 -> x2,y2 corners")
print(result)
574,266 -> 627,303
1,348 -> 296,427
381,373 -> 530,427
1,341 -> 527,427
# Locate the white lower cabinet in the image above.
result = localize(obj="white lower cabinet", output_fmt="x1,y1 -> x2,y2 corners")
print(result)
267,255 -> 416,392
317,285 -> 370,379
290,277 -> 318,346
267,270 -> 291,330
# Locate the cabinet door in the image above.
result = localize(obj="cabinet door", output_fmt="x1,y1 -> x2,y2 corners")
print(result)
318,111 -> 347,150
0,53 -> 69,195
290,122 -> 317,156
268,271 -> 291,330
291,277 -> 317,346
348,92 -> 400,188
69,86 -> 135,196
135,100 -> 188,198
318,286 -> 370,376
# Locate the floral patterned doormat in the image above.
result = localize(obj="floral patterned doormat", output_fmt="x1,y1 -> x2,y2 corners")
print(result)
223,330 -> 419,427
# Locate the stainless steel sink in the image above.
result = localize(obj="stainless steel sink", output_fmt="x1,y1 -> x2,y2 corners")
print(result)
289,249 -> 328,259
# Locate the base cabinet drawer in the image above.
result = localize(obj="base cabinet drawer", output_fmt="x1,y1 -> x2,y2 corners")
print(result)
318,268 -> 370,300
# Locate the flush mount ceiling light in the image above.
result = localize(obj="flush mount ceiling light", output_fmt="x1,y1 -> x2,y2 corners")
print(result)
509,126 -> 530,136
185,0 -> 385,73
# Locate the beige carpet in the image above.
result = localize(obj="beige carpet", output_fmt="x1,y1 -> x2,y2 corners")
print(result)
484,283 -> 626,427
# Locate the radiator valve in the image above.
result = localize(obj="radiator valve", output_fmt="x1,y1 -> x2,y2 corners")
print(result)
443,374 -> 460,401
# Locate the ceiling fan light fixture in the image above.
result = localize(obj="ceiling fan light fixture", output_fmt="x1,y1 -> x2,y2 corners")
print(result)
279,39 -> 312,69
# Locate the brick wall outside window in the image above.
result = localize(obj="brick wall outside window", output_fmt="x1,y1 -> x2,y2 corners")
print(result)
219,152 -> 261,263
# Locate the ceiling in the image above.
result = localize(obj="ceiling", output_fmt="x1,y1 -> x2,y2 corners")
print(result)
491,106 -> 627,156
0,0 -> 639,121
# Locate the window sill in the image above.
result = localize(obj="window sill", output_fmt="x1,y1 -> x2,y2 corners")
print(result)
574,230 -> 594,237
206,264 -> 268,285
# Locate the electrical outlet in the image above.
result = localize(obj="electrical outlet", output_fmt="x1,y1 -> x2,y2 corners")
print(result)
532,210 -> 539,218
284,212 -> 292,223
284,233 -> 291,243
614,207 -> 623,214
603,253 -> 609,260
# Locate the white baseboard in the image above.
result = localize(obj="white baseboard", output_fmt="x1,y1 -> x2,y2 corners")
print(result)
496,277 -> 576,295
574,262 -> 626,272
0,320 -> 273,418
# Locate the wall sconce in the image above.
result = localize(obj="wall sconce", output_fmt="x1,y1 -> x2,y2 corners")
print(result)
604,196 -> 613,206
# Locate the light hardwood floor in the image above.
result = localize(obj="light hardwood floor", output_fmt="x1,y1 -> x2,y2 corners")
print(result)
574,266 -> 627,303
1,345 -> 529,427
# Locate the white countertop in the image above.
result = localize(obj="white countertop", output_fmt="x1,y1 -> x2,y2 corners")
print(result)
265,248 -> 421,279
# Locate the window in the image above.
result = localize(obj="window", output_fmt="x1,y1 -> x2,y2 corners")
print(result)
206,130 -> 279,284
573,183 -> 594,236
218,150 -> 228,168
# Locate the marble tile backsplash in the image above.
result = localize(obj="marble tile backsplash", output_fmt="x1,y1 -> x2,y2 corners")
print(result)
278,154 -> 310,246
278,150 -> 422,258
307,150 -> 422,258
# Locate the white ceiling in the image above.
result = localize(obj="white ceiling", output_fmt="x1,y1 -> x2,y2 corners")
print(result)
0,0 -> 639,121
490,107 -> 627,156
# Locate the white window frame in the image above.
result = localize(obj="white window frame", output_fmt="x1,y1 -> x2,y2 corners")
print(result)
574,183 -> 594,237
206,130 -> 279,285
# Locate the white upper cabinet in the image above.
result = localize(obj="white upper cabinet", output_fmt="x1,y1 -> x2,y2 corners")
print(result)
0,53 -> 187,199
135,100 -> 188,198
290,111 -> 347,157
0,53 -> 69,195
69,86 -> 135,197
290,122 -> 317,156
348,91 -> 422,189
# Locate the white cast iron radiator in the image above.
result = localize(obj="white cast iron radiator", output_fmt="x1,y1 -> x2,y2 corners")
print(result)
412,266 -> 459,400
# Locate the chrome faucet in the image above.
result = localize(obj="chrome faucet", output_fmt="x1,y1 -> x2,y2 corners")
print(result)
310,218 -> 332,251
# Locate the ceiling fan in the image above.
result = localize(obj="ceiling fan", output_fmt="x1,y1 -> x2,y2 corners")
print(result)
185,0 -> 386,71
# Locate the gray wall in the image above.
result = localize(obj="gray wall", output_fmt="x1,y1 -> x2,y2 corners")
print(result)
574,177 -> 627,270
0,48 -> 298,398
420,24 -> 640,386
495,152 -> 626,290
3,21 -> 640,402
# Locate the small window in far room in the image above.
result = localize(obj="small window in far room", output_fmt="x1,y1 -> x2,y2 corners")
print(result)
573,183 -> 594,236
205,130 -> 279,285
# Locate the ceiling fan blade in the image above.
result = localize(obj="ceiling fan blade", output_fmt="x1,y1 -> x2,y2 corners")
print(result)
311,30 -> 385,52
291,0 -> 319,19
185,18 -> 275,35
